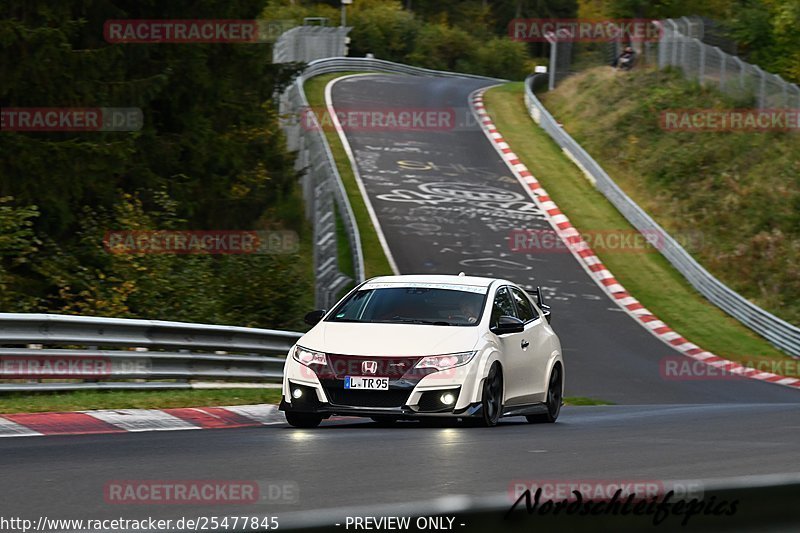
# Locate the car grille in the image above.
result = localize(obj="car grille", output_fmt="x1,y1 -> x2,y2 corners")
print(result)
323,387 -> 411,408
323,354 -> 423,379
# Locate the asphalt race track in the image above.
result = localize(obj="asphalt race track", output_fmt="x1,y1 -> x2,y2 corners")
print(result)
0,404 -> 799,522
1,74 -> 797,527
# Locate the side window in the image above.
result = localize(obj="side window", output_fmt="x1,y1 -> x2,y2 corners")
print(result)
491,287 -> 517,327
510,287 -> 538,323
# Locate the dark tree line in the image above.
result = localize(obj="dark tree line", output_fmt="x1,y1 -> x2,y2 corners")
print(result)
0,0 -> 312,328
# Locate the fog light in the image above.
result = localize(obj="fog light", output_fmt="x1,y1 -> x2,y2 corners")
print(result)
292,388 -> 303,399
440,392 -> 456,405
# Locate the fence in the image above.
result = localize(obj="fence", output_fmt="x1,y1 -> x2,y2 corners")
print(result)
658,17 -> 800,109
544,17 -> 799,110
272,26 -> 351,64
525,73 -> 800,357
546,30 -> 574,90
0,313 -> 302,391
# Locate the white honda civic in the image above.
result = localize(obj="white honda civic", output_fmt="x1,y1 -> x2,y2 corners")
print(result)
280,274 -> 564,428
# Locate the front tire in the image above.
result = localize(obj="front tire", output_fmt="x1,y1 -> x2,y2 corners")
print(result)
466,363 -> 503,427
285,411 -> 323,428
526,364 -> 562,424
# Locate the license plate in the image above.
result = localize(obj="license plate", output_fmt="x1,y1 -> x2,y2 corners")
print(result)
345,376 -> 389,390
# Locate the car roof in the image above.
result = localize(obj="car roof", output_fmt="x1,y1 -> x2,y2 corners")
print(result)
365,274 -> 507,288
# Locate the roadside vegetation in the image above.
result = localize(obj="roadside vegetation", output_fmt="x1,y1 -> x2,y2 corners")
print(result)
1,1 -> 314,331
262,0 -> 542,80
483,82 -> 798,376
542,67 -> 800,326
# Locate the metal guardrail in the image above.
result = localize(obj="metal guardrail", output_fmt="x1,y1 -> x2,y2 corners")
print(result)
301,57 -> 503,81
274,27 -> 362,309
0,314 -> 302,391
524,73 -> 800,357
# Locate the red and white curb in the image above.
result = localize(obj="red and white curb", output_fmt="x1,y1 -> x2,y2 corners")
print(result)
470,88 -> 800,391
0,404 -> 286,438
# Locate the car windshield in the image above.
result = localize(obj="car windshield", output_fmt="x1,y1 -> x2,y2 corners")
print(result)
327,285 -> 487,326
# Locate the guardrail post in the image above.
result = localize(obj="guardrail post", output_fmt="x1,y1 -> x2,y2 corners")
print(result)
756,66 -> 767,108
669,20 -> 679,66
546,32 -> 557,91
698,41 -> 706,84
736,57 -> 745,90
778,74 -> 788,108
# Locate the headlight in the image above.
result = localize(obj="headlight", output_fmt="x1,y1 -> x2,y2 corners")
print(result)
292,346 -> 327,367
414,351 -> 475,371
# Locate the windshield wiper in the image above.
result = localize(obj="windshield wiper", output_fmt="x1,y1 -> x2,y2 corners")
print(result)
376,318 -> 454,326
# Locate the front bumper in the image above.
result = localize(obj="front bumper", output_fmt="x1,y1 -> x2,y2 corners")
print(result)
279,397 -> 484,419
282,351 -> 486,417
282,372 -> 484,419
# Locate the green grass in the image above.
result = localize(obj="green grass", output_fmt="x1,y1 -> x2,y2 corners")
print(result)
334,205 -> 357,300
0,388 -> 607,414
483,82 -> 798,377
304,73 -> 395,279
0,388 -> 283,414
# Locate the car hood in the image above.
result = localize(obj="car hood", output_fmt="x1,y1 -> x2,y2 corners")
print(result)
298,322 -> 481,356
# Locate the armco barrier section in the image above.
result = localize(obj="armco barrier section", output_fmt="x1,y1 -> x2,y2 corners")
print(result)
0,313 -> 301,391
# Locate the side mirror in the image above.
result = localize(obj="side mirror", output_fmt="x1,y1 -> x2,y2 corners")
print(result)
491,315 -> 525,335
304,309 -> 327,326
531,286 -> 552,324
541,304 -> 552,324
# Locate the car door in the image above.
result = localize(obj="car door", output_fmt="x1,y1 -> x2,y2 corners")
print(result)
507,286 -> 549,404
490,286 -> 528,405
